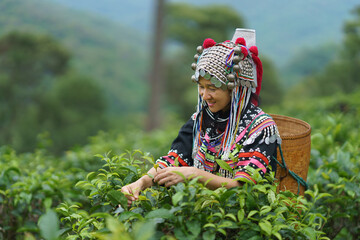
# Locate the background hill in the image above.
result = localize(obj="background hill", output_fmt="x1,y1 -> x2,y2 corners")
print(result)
0,0 -> 149,114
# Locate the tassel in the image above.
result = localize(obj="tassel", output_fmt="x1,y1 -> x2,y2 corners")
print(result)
249,46 -> 263,105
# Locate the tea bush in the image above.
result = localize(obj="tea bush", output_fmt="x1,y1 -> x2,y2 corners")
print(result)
0,147 -> 88,239
57,151 -> 329,240
1,91 -> 360,239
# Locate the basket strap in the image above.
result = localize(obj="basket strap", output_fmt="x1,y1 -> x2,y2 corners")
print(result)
272,144 -> 309,195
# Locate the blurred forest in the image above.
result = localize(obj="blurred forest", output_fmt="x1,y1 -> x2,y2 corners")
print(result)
0,0 -> 360,154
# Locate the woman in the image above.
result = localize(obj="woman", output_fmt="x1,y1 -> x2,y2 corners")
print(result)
122,29 -> 281,206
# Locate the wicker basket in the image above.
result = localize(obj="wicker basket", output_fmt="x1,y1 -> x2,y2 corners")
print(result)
270,114 -> 311,196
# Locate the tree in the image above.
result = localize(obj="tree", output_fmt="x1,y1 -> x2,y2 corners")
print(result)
146,0 -> 166,131
0,31 -> 107,153
45,73 -> 107,152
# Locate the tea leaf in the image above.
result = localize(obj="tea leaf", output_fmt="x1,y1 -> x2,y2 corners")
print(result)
247,210 -> 258,219
237,209 -> 245,222
145,209 -> 173,219
215,159 -> 233,173
202,230 -> 216,240
172,191 -> 184,206
107,190 -> 128,210
259,220 -> 272,236
38,209 -> 59,240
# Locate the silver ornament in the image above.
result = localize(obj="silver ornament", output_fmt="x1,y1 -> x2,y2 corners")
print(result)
191,75 -> 197,83
233,64 -> 240,72
227,82 -> 235,90
191,63 -> 197,70
233,55 -> 241,64
234,46 -> 241,54
204,72 -> 211,80
227,74 -> 235,82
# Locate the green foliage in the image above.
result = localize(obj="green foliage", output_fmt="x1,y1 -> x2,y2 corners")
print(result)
259,56 -> 284,107
0,146 -> 87,239
46,73 -> 108,152
166,3 -> 245,46
1,89 -> 360,239
0,0 -> 149,114
0,31 -> 107,154
281,43 -> 339,88
38,209 -> 61,240
55,152 -> 328,239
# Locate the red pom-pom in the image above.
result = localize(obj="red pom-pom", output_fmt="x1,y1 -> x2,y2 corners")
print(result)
241,46 -> 248,59
235,37 -> 246,46
203,38 -> 216,49
249,46 -> 258,56
224,40 -> 230,42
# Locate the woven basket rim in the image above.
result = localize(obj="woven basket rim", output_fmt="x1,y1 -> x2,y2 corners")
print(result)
270,114 -> 311,140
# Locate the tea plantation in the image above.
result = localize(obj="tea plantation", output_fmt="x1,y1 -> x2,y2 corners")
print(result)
1,92 -> 359,240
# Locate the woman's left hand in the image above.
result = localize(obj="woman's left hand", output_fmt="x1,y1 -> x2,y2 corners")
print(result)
153,167 -> 198,187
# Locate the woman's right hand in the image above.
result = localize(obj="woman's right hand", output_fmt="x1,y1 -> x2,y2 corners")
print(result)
121,168 -> 156,207
121,179 -> 144,207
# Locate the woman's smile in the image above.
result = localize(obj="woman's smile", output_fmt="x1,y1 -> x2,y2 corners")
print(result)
198,77 -> 231,113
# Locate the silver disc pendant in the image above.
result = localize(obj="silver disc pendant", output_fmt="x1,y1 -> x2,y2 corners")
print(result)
269,135 -> 276,143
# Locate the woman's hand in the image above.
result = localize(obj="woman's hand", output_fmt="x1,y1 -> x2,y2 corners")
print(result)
121,167 -> 157,207
154,167 -> 198,187
121,179 -> 144,207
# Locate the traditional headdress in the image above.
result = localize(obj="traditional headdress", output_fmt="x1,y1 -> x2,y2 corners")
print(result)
191,28 -> 263,159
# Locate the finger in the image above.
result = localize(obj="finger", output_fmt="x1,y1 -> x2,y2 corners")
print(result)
165,180 -> 173,188
121,186 -> 132,195
122,187 -> 136,201
157,175 -> 171,185
154,171 -> 167,182
133,190 -> 140,200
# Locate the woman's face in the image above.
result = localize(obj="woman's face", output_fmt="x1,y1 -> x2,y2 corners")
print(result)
198,77 -> 231,113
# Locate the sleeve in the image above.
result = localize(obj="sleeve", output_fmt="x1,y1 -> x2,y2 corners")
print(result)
233,115 -> 280,183
156,116 -> 195,169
